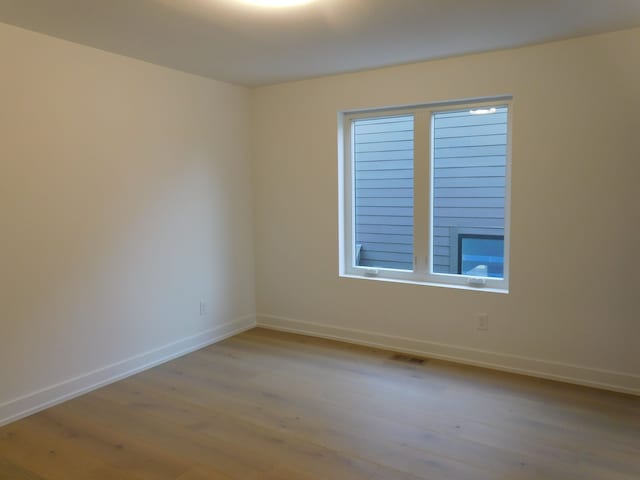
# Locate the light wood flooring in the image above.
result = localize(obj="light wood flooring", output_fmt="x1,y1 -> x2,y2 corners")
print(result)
1,328 -> 639,479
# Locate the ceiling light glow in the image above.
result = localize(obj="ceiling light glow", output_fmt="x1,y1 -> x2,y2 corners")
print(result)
240,0 -> 315,7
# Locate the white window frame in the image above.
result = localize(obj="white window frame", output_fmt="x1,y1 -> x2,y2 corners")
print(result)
338,97 -> 512,293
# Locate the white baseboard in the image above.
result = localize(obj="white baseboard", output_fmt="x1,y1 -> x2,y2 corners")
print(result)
257,314 -> 640,396
0,315 -> 256,427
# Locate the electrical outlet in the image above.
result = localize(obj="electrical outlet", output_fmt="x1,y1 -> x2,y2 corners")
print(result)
477,313 -> 489,331
199,301 -> 207,317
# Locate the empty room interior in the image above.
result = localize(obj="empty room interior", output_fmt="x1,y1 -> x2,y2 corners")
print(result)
1,0 -> 639,478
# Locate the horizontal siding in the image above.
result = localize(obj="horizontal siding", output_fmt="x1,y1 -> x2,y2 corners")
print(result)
434,217 -> 504,228
356,131 -> 413,143
434,245 -> 449,256
435,134 -> 507,149
434,145 -> 507,158
357,206 -> 413,217
434,207 -> 504,218
357,233 -> 412,245
434,111 -> 507,128
356,151 -> 413,161
356,188 -> 412,198
357,197 -> 413,207
354,115 -> 414,270
356,120 -> 413,134
357,225 -> 413,235
357,215 -> 413,226
356,170 -> 413,180
434,235 -> 449,246
434,255 -> 450,269
435,156 -> 505,168
356,159 -> 413,171
435,123 -> 507,137
357,178 -> 413,188
435,166 -> 505,178
351,107 -> 507,274
432,107 -> 508,273
434,177 -> 504,188
359,242 -> 413,253
434,187 -> 505,198
434,197 -> 503,208
356,140 -> 413,153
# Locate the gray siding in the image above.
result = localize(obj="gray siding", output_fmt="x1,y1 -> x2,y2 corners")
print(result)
352,107 -> 507,273
354,115 -> 413,270
432,107 -> 507,273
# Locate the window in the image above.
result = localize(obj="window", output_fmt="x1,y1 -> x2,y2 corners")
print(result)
340,98 -> 511,291
458,234 -> 504,277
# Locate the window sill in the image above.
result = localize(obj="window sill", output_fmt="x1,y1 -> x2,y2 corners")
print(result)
340,273 -> 509,294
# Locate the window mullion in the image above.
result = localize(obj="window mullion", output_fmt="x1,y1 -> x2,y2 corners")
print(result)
342,115 -> 354,273
413,110 -> 430,275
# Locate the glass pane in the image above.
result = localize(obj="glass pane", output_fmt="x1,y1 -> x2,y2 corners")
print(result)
353,115 -> 414,270
459,235 -> 504,278
431,106 -> 507,278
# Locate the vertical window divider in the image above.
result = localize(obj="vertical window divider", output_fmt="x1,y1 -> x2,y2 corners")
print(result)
413,110 -> 430,275
502,102 -> 514,287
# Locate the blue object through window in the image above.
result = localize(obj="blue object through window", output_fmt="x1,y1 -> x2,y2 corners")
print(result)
457,234 -> 504,278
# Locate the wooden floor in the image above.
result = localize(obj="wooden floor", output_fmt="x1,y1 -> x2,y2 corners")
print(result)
1,328 -> 639,479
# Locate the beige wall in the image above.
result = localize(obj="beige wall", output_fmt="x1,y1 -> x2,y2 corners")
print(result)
1,21 -> 639,417
0,23 -> 255,413
252,28 -> 640,392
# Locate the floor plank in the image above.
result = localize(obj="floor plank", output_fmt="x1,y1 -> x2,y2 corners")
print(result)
1,327 -> 638,479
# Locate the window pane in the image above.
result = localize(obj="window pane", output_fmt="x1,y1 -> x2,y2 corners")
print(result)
353,115 -> 414,270
431,106 -> 507,278
458,235 -> 504,278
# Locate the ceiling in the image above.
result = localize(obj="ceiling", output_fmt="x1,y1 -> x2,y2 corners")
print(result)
1,0 -> 640,86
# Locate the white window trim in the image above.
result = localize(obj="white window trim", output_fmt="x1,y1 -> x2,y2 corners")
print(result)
338,97 -> 512,293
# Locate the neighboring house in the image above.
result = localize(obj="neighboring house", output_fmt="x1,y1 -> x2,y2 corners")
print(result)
354,107 -> 507,276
